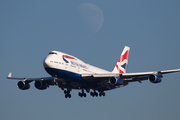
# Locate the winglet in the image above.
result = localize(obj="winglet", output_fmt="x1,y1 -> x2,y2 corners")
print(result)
7,72 -> 12,78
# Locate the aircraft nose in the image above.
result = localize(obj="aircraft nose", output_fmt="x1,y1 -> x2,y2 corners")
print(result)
43,57 -> 51,68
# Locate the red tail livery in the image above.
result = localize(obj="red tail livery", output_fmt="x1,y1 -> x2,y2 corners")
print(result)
112,46 -> 130,73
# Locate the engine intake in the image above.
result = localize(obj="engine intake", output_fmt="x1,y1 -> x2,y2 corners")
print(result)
109,77 -> 123,85
17,81 -> 30,90
34,81 -> 47,90
148,74 -> 162,83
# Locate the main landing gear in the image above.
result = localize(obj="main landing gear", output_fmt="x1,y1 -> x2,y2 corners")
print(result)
99,91 -> 105,97
90,90 -> 105,97
78,88 -> 86,97
90,90 -> 98,97
63,88 -> 106,98
64,89 -> 71,98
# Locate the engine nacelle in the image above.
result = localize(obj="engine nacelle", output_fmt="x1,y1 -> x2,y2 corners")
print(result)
17,81 -> 30,90
34,81 -> 47,90
109,77 -> 123,85
148,74 -> 162,83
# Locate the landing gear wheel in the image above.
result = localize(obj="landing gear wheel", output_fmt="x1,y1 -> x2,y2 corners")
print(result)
78,92 -> 81,96
90,91 -> 98,97
78,92 -> 86,97
103,92 -> 105,96
64,90 -> 67,94
67,90 -> 70,94
64,88 -> 71,98
78,92 -> 82,97
65,94 -> 68,98
84,93 -> 86,97
99,91 -> 105,97
65,93 -> 71,98
90,92 -> 94,97
69,94 -> 71,98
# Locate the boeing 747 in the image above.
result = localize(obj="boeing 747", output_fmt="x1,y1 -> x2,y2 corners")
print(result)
7,46 -> 180,98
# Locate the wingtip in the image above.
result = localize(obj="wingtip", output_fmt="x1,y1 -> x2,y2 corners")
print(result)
7,72 -> 12,78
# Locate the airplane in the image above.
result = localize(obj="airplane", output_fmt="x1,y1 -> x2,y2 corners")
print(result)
7,46 -> 180,98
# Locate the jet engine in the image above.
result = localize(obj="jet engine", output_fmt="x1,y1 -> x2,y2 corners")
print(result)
34,81 -> 47,90
148,74 -> 162,83
109,77 -> 123,85
17,81 -> 30,90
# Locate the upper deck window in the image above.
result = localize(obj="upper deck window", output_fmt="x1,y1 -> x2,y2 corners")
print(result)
49,52 -> 57,55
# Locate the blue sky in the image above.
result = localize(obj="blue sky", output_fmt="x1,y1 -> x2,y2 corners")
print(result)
0,0 -> 180,120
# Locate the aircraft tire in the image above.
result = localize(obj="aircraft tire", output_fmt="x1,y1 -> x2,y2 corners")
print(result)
65,94 -> 68,98
78,92 -> 81,96
91,91 -> 98,97
84,93 -> 86,97
99,92 -> 105,97
78,92 -> 83,97
103,92 -> 105,96
64,90 -> 67,94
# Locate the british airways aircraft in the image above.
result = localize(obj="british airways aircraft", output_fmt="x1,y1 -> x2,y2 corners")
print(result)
7,46 -> 180,98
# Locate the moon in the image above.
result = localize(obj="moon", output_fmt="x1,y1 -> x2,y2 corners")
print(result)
78,3 -> 104,33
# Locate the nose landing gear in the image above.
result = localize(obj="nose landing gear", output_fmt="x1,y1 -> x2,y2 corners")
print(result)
64,89 -> 71,98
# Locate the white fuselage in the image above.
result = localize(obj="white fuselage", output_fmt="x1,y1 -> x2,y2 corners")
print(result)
43,51 -> 110,77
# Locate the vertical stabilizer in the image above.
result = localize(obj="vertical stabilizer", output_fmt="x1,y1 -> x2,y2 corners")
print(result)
112,46 -> 130,73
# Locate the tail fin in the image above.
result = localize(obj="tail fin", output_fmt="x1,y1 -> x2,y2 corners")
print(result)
112,46 -> 130,73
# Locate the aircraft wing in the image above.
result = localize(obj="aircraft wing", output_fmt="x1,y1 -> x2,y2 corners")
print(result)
7,72 -> 54,82
122,69 -> 180,77
82,69 -> 180,82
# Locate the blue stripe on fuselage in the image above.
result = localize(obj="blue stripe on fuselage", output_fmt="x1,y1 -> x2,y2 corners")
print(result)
45,67 -> 84,82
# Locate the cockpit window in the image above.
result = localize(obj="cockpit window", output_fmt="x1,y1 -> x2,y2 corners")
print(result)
49,52 -> 57,55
